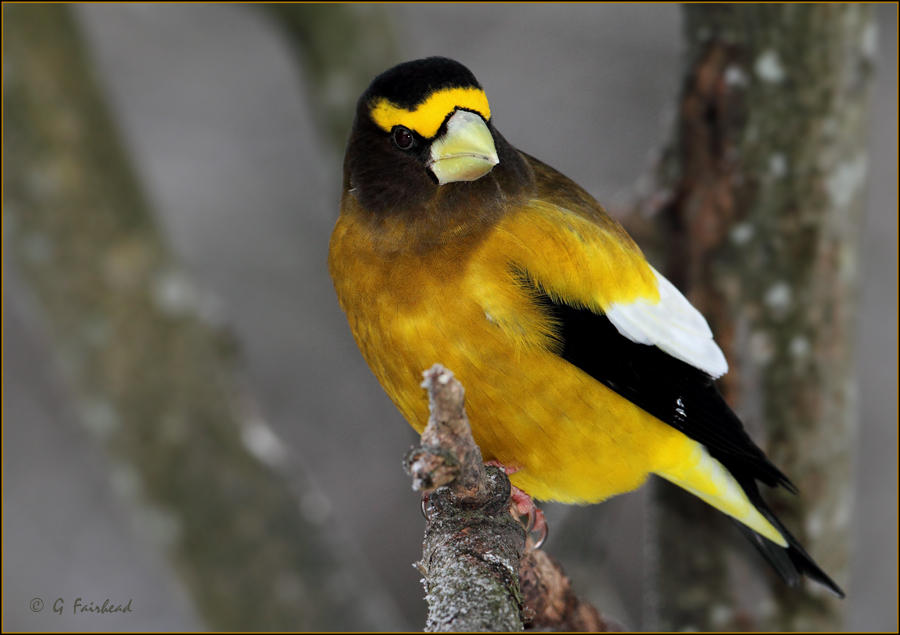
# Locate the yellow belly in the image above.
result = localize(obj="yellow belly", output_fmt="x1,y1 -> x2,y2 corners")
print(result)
330,216 -> 687,503
361,285 -> 694,503
330,201 -> 787,544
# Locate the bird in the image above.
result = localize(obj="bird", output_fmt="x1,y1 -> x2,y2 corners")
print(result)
328,56 -> 843,597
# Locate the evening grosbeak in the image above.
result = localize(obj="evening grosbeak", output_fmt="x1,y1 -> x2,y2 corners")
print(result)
329,56 -> 843,597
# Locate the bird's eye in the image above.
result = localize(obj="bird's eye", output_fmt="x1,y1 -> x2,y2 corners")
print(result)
392,126 -> 414,150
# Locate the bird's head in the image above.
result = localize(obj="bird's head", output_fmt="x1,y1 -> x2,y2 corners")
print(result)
344,57 -> 530,221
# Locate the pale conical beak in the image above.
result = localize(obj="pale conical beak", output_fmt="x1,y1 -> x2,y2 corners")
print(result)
427,109 -> 500,185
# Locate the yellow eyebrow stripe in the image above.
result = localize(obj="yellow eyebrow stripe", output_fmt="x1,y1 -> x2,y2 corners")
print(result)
369,87 -> 491,138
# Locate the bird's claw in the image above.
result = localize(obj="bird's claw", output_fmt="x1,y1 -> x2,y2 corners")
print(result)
506,474 -> 548,551
524,504 -> 548,550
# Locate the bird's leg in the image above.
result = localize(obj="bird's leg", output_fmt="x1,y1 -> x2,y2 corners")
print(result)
485,460 -> 548,550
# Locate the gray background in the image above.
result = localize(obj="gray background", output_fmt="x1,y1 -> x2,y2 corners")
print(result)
4,3 -> 896,631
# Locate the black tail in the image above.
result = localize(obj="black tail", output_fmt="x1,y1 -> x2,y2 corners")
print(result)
736,476 -> 845,598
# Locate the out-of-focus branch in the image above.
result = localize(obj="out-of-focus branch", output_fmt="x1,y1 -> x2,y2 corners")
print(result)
520,549 -> 624,632
3,5 -> 384,630
405,365 -> 619,632
262,4 -> 396,152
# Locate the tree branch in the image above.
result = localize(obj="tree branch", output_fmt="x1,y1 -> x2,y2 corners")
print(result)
262,4 -> 397,152
405,365 -> 620,632
405,365 -> 524,632
520,549 -> 624,632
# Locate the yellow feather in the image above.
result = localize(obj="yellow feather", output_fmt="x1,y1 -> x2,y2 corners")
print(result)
332,197 -> 699,503
369,87 -> 491,138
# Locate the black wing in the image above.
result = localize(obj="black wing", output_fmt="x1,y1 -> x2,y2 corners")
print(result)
520,275 -> 844,597
525,279 -> 794,491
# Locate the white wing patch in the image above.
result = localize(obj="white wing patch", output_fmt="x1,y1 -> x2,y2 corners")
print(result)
605,266 -> 729,378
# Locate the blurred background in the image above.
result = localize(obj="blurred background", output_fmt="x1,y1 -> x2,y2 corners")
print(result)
3,3 -> 896,631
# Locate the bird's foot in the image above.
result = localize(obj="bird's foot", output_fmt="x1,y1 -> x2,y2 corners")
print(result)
486,460 -> 547,550
513,488 -> 548,550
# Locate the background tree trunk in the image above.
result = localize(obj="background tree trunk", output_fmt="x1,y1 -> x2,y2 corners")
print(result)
645,4 -> 875,630
3,5 -> 391,630
263,4 -> 397,152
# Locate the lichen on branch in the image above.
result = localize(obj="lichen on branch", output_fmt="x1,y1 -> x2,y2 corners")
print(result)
404,365 -> 525,632
404,364 -> 618,632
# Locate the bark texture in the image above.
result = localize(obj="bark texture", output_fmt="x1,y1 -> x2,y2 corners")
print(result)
406,365 -> 618,632
407,365 -> 526,632
646,4 -> 875,630
3,5 -> 384,630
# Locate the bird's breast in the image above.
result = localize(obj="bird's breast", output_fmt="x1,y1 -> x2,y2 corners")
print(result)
329,206 -> 681,503
329,210 -> 527,427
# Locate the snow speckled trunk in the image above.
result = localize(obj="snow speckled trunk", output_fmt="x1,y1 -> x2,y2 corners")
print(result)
646,4 -> 874,631
3,5 -> 395,630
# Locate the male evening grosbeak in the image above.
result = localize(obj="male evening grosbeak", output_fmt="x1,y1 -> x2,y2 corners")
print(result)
329,57 -> 843,596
